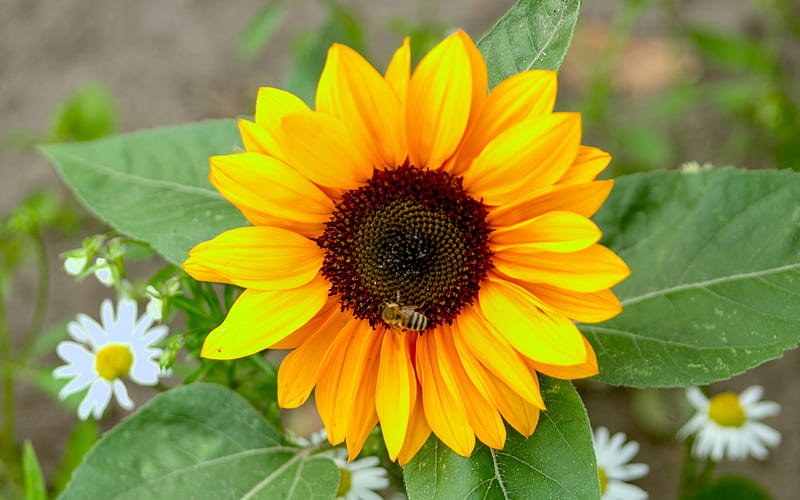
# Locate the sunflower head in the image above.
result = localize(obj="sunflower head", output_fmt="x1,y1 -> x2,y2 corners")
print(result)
183,30 -> 629,464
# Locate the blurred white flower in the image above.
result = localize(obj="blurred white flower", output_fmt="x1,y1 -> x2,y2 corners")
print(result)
93,257 -> 115,287
297,429 -> 389,500
678,386 -> 780,462
63,255 -> 88,276
145,285 -> 164,321
593,426 -> 649,500
53,299 -> 169,420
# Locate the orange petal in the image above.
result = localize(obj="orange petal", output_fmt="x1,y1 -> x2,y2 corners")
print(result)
453,308 -> 544,407
385,37 -> 411,105
280,111 -> 373,190
478,276 -> 587,366
316,44 -> 406,168
376,331 -> 417,460
346,335 -> 381,459
396,389 -> 431,466
316,320 -> 377,445
406,31 -> 475,169
462,113 -> 581,206
487,180 -> 613,227
437,327 -> 506,449
451,70 -> 557,175
201,276 -> 329,360
181,258 -> 235,285
494,244 -> 630,293
416,331 -> 475,456
518,282 -> 622,324
210,152 -> 334,237
269,295 -> 341,349
557,146 -> 612,185
491,211 -> 601,253
277,309 -> 350,407
525,336 -> 599,380
185,226 -> 323,290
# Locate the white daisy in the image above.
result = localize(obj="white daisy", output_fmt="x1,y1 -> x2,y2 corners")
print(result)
678,386 -> 781,462
296,429 -> 389,500
53,298 -> 169,420
593,427 -> 649,500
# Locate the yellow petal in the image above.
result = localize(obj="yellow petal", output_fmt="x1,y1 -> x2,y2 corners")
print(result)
478,276 -> 587,366
181,258 -> 235,285
316,44 -> 406,168
453,308 -> 544,407
557,146 -> 611,185
185,226 -> 323,290
525,335 -> 599,380
451,70 -> 557,175
491,211 -> 601,253
255,87 -> 310,129
346,335 -> 381,459
376,331 -> 417,460
316,320 -> 377,445
277,309 -> 350,408
487,180 -> 613,227
437,327 -> 506,449
238,119 -> 283,161
462,113 -> 581,206
201,276 -> 329,359
416,331 -> 475,456
210,152 -> 334,237
494,244 -> 631,293
385,37 -> 411,104
396,391 -> 431,466
406,31 -> 475,169
280,111 -> 373,190
518,282 -> 623,324
268,295 -> 341,350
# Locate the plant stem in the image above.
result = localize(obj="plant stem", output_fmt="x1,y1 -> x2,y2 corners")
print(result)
19,227 -> 48,361
0,285 -> 17,477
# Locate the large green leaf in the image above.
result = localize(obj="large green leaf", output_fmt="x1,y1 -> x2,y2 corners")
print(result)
403,377 -> 598,500
477,0 -> 581,88
584,168 -> 800,387
40,120 -> 246,265
59,383 -> 339,500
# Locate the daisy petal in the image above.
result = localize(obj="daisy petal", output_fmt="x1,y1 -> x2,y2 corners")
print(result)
184,226 -> 323,290
79,379 -> 111,421
479,277 -> 587,366
112,380 -> 134,410
200,276 -> 329,359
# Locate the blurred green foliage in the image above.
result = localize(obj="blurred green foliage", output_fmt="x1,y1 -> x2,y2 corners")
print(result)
50,82 -> 117,143
563,0 -> 800,175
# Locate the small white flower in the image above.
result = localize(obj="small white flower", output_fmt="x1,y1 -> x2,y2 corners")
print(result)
593,427 -> 649,500
145,285 -> 164,321
678,386 -> 781,462
93,258 -> 115,287
64,255 -> 88,276
53,299 -> 169,420
299,429 -> 389,500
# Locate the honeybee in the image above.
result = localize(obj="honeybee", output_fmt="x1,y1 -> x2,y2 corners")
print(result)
380,301 -> 429,332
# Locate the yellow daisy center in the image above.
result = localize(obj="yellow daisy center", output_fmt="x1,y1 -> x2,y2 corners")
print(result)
708,392 -> 747,427
316,165 -> 493,330
336,466 -> 352,497
598,466 -> 608,494
95,344 -> 134,381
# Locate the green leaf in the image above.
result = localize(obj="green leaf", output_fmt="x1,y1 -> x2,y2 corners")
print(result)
584,168 -> 800,387
50,82 -> 117,142
239,2 -> 287,60
689,476 -> 772,500
23,441 -> 47,500
477,0 -> 581,89
689,27 -> 777,75
284,3 -> 366,105
58,383 -> 339,500
39,120 -> 247,265
403,377 -> 598,500
52,420 -> 100,496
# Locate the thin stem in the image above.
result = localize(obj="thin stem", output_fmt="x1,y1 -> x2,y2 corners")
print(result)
19,227 -> 48,360
0,284 -> 17,475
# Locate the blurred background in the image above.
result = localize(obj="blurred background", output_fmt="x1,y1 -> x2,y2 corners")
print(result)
1,0 -> 798,498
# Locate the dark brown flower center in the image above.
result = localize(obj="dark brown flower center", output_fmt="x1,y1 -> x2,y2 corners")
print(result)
316,165 -> 493,330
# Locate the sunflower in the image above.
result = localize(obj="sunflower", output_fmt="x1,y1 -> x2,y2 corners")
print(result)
183,30 -> 629,464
